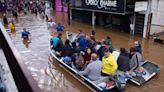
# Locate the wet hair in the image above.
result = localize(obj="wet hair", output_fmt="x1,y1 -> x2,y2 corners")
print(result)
23,28 -> 26,31
65,39 -> 70,45
72,42 -> 77,48
106,36 -> 111,39
79,29 -> 82,32
58,33 -> 62,38
104,48 -> 109,53
91,30 -> 95,35
120,48 -> 126,53
86,48 -> 91,52
97,41 -> 101,45
101,41 -> 106,45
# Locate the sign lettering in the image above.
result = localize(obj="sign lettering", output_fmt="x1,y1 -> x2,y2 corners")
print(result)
85,0 -> 117,9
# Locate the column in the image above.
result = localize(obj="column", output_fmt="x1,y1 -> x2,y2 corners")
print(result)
143,0 -> 152,38
92,11 -> 96,30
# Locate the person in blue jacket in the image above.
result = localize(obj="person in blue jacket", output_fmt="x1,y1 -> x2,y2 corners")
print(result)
78,36 -> 87,52
22,28 -> 31,39
56,23 -> 64,32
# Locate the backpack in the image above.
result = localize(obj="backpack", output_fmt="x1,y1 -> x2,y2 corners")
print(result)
75,54 -> 85,70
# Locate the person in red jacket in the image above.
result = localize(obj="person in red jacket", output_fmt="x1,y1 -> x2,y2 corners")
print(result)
83,48 -> 92,64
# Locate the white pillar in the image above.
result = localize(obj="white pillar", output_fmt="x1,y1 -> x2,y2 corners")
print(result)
92,11 -> 96,30
70,9 -> 72,23
143,0 -> 152,38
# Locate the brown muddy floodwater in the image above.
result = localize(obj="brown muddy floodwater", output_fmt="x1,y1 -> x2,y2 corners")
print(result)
6,9 -> 164,92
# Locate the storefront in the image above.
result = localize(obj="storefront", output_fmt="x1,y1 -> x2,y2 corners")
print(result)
70,0 -> 135,32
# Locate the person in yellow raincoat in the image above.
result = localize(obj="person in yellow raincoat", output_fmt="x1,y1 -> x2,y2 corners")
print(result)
9,21 -> 15,33
101,49 -> 118,76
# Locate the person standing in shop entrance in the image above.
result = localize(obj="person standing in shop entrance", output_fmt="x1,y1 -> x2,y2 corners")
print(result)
130,24 -> 134,36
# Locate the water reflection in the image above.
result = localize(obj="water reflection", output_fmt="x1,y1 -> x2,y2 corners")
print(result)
22,39 -> 31,48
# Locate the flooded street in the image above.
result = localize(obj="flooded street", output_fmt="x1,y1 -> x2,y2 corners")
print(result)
6,9 -> 164,92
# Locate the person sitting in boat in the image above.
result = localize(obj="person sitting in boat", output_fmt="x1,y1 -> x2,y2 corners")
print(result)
55,36 -> 63,53
72,42 -> 80,53
117,48 -> 130,72
61,39 -> 73,57
129,41 -> 142,59
78,35 -> 87,52
86,36 -> 93,49
134,41 -> 142,54
101,49 -> 118,76
75,53 -> 85,70
91,42 -> 98,53
22,28 -> 31,40
83,48 -> 92,65
56,23 -> 64,32
97,41 -> 107,61
104,36 -> 113,52
77,30 -> 85,42
90,30 -> 96,42
78,53 -> 102,81
52,33 -> 63,53
129,47 -> 142,71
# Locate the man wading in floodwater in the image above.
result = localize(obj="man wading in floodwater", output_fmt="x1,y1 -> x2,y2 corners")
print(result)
22,28 -> 31,40
22,28 -> 31,48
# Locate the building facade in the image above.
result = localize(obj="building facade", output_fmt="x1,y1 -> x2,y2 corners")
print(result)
150,0 -> 164,35
70,0 -> 135,32
67,0 -> 164,38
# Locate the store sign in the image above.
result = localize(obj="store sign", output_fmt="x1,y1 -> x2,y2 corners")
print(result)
135,1 -> 148,12
82,0 -> 125,14
85,0 -> 117,9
